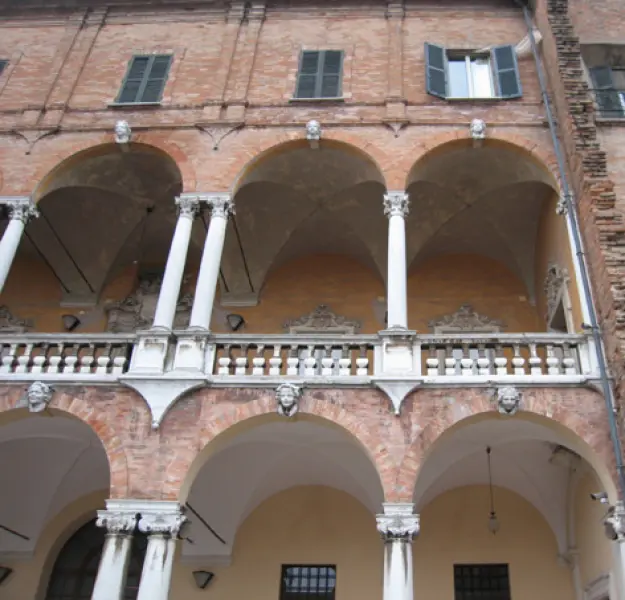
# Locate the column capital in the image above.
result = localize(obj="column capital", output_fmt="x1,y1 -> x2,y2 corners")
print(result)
1,196 -> 39,223
604,501 -> 625,541
383,191 -> 410,218
137,502 -> 186,537
207,193 -> 234,219
376,502 -> 420,541
96,509 -> 137,534
175,194 -> 201,218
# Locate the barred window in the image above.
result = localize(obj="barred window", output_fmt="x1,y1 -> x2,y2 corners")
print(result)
454,564 -> 511,600
280,565 -> 337,600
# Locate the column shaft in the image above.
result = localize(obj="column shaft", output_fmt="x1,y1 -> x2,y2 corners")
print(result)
384,192 -> 410,329
152,196 -> 198,330
189,194 -> 233,331
136,535 -> 177,600
0,198 -> 38,293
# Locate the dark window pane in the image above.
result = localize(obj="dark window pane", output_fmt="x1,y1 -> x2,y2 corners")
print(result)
300,51 -> 320,74
127,56 -> 149,80
321,74 -> 340,97
296,74 -> 317,98
323,51 -> 342,74
118,79 -> 141,103
453,564 -> 510,600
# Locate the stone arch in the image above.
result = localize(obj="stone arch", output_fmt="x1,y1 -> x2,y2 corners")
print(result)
0,388 -> 130,498
393,388 -> 618,504
161,392 -> 394,502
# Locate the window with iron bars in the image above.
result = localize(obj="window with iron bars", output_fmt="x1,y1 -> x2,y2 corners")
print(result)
280,565 -> 337,600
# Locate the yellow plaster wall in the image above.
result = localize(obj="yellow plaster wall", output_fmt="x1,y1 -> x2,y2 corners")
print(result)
574,471 -> 613,590
415,485 -> 575,600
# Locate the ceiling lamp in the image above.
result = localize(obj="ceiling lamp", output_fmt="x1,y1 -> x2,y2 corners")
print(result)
486,446 -> 500,535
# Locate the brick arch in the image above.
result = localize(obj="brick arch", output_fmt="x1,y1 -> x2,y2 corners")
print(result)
393,389 -> 618,503
162,392 -> 395,502
226,131 -> 389,194
31,135 -> 193,201
0,389 -> 130,499
404,130 -> 562,193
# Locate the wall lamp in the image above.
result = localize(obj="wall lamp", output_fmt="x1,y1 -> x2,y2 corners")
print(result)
62,314 -> 81,332
0,566 -> 13,585
192,570 -> 215,589
226,314 -> 245,331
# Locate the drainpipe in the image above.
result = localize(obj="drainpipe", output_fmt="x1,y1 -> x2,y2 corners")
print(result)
514,0 -> 625,498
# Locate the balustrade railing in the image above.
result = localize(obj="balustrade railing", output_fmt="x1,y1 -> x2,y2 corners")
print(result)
0,334 -> 135,377
210,334 -> 378,378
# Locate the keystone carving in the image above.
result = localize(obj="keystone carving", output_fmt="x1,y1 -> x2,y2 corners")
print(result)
276,382 -> 302,418
114,120 -> 132,144
496,386 -> 522,416
470,118 -> 486,140
18,381 -> 53,413
306,119 -> 321,148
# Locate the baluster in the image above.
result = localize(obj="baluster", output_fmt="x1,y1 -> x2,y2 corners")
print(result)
31,344 -> 47,374
47,343 -> 64,374
63,346 -> 79,374
235,345 -> 248,375
79,344 -> 96,374
321,345 -> 334,376
218,345 -> 232,375
528,343 -> 542,375
96,344 -> 113,375
269,344 -> 283,376
304,345 -> 317,377
545,344 -> 561,375
286,345 -> 299,376
460,343 -> 473,376
477,343 -> 491,376
112,351 -> 127,375
494,344 -> 508,376
16,343 -> 33,373
338,344 -> 352,376
252,345 -> 266,375
0,343 -> 17,373
426,345 -> 440,376
356,345 -> 369,376
512,344 -> 526,375
562,343 -> 577,375
444,344 -> 456,376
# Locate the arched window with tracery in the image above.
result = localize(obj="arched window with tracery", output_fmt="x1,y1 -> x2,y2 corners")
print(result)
45,519 -> 146,600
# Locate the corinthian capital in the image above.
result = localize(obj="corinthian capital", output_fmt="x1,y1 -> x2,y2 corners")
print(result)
4,197 -> 39,224
138,508 -> 186,536
175,194 -> 201,218
208,193 -> 234,219
96,510 -> 137,534
376,503 -> 420,541
383,191 -> 410,218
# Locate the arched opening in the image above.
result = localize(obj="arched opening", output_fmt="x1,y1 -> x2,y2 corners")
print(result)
215,140 -> 387,318
0,409 -> 112,599
173,412 -> 384,599
44,519 -> 146,600
0,143 -> 199,334
411,413 -> 617,600
405,139 -> 582,333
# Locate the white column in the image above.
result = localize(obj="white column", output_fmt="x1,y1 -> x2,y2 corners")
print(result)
604,501 -> 625,600
91,510 -> 137,600
383,191 -> 410,329
189,194 -> 234,331
136,504 -> 186,600
0,197 -> 38,293
152,194 -> 199,331
376,503 -> 419,600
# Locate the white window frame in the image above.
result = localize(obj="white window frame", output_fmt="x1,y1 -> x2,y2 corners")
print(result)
447,53 -> 495,99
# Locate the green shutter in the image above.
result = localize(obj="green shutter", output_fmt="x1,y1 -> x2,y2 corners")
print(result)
117,54 -> 172,104
0,60 -> 7,76
425,43 -> 447,99
296,51 -> 320,98
590,66 -> 623,117
320,50 -> 343,98
492,45 -> 522,99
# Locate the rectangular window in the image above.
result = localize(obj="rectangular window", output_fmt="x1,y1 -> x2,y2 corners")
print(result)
426,43 -> 522,100
0,60 -> 7,76
116,54 -> 172,104
454,564 -> 511,600
280,565 -> 337,600
295,50 -> 343,99
590,66 -> 625,117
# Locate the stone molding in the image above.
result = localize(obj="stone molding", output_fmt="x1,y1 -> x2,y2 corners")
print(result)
376,502 -> 420,541
284,304 -> 361,334
383,191 -> 410,218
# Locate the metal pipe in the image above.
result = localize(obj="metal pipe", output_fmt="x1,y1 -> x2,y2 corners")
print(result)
515,0 -> 625,497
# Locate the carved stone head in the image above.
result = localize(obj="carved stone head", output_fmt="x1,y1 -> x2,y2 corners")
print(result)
114,120 -> 132,144
306,120 -> 322,141
26,381 -> 53,413
276,382 -> 302,418
469,118 -> 486,140
497,386 -> 521,416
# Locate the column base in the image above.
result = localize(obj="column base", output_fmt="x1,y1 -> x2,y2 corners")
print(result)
376,329 -> 419,375
128,331 -> 173,375
173,330 -> 212,373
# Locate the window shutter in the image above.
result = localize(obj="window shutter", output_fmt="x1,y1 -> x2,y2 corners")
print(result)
425,43 -> 447,99
140,55 -> 172,103
118,56 -> 150,103
590,66 -> 622,116
0,60 -> 7,76
296,51 -> 320,98
320,50 -> 343,98
492,45 -> 522,99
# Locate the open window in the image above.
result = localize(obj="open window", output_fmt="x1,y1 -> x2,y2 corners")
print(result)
426,43 -> 522,100
581,44 -> 625,118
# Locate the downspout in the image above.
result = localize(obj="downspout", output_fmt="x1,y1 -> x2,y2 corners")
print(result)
514,0 -> 625,498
